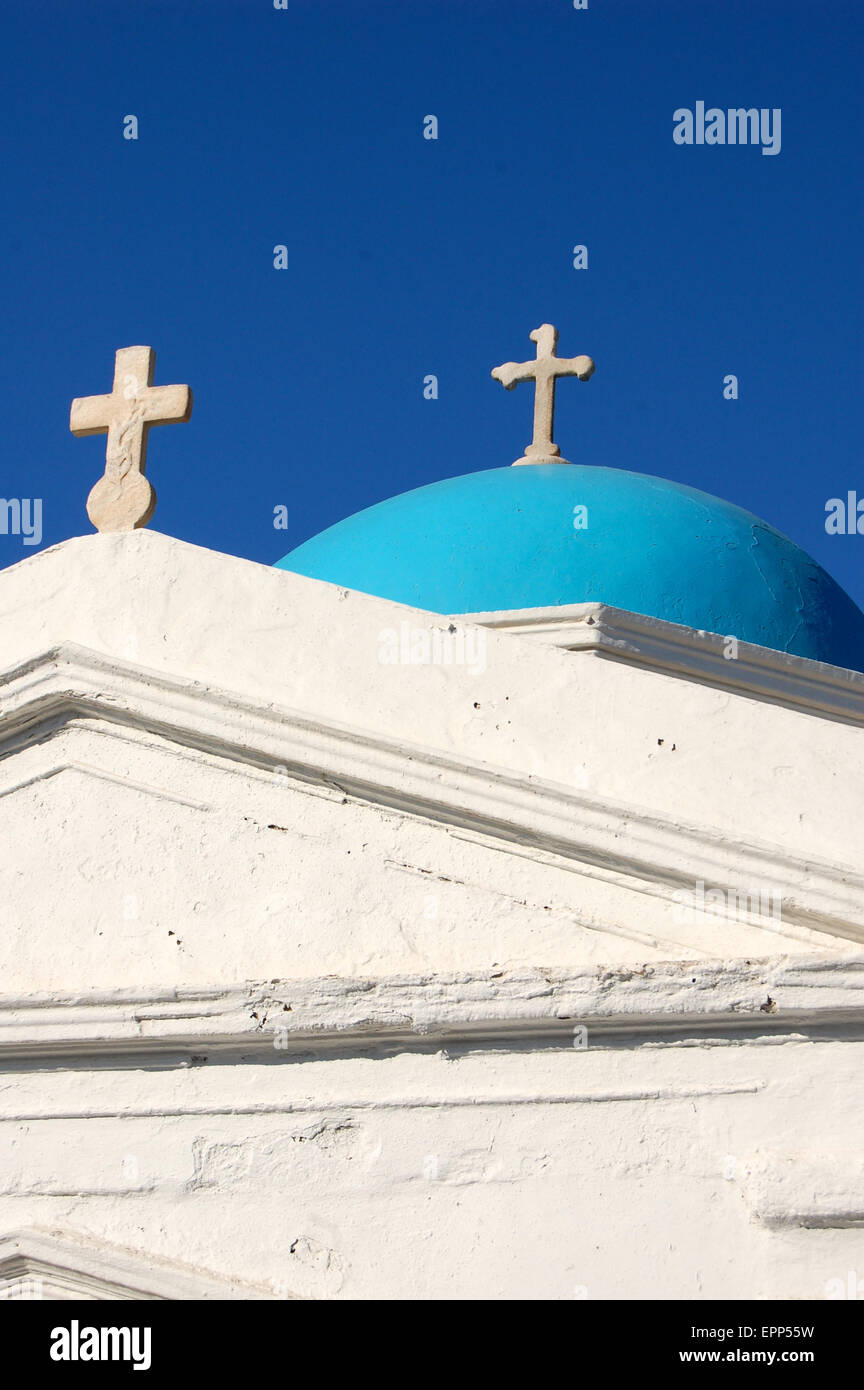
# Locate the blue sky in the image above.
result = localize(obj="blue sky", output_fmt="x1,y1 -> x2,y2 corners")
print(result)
1,0 -> 862,609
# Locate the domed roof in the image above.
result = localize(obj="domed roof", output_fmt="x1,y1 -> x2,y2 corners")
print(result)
275,464 -> 864,672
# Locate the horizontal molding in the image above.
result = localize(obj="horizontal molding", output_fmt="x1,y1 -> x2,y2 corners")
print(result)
1,643 -> 863,944
0,956 -> 862,1058
742,1157 -> 864,1231
465,602 -> 864,724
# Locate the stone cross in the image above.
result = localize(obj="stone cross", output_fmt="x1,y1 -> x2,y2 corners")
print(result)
491,324 -> 594,466
70,346 -> 193,532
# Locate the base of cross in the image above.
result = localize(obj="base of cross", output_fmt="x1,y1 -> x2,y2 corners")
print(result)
511,454 -> 574,467
86,472 -> 156,532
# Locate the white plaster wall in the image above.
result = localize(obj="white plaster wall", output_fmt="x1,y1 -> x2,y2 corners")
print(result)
2,1028 -> 863,1300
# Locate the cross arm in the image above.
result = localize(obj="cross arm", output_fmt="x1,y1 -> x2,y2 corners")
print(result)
557,355 -> 595,381
491,360 -> 537,390
69,394 -> 115,436
140,383 -> 193,425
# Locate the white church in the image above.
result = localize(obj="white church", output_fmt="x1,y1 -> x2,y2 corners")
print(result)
1,328 -> 863,1301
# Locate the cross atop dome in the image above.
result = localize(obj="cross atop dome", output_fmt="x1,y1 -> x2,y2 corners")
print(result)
491,324 -> 594,466
70,346 -> 193,533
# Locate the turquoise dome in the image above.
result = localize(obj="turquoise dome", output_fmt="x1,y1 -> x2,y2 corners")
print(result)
275,465 -> 864,672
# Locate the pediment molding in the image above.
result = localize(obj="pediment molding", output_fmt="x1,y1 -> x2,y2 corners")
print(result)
0,1230 -> 282,1300
2,642 -> 863,946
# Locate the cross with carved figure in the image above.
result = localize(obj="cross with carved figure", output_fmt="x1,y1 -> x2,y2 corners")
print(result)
70,346 -> 193,532
491,324 -> 594,466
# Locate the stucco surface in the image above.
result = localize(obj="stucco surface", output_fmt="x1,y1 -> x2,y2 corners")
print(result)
1,530 -> 862,1300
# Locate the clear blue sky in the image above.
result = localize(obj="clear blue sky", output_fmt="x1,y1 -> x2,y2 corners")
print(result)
2,0 -> 862,609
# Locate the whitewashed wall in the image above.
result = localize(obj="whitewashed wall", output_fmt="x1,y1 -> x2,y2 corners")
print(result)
0,531 -> 862,1299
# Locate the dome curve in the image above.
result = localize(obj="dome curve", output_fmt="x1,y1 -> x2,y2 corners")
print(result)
275,465 -> 864,672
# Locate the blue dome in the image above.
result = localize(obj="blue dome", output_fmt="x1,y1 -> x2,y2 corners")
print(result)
276,465 -> 864,672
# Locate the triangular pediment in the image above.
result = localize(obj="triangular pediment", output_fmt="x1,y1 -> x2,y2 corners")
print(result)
1,530 -> 862,997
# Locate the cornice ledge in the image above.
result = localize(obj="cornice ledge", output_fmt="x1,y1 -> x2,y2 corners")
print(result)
1,955 -> 863,1057
465,602 -> 864,724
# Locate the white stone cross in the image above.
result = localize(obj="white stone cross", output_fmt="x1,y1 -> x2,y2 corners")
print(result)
491,324 -> 594,466
70,346 -> 193,532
